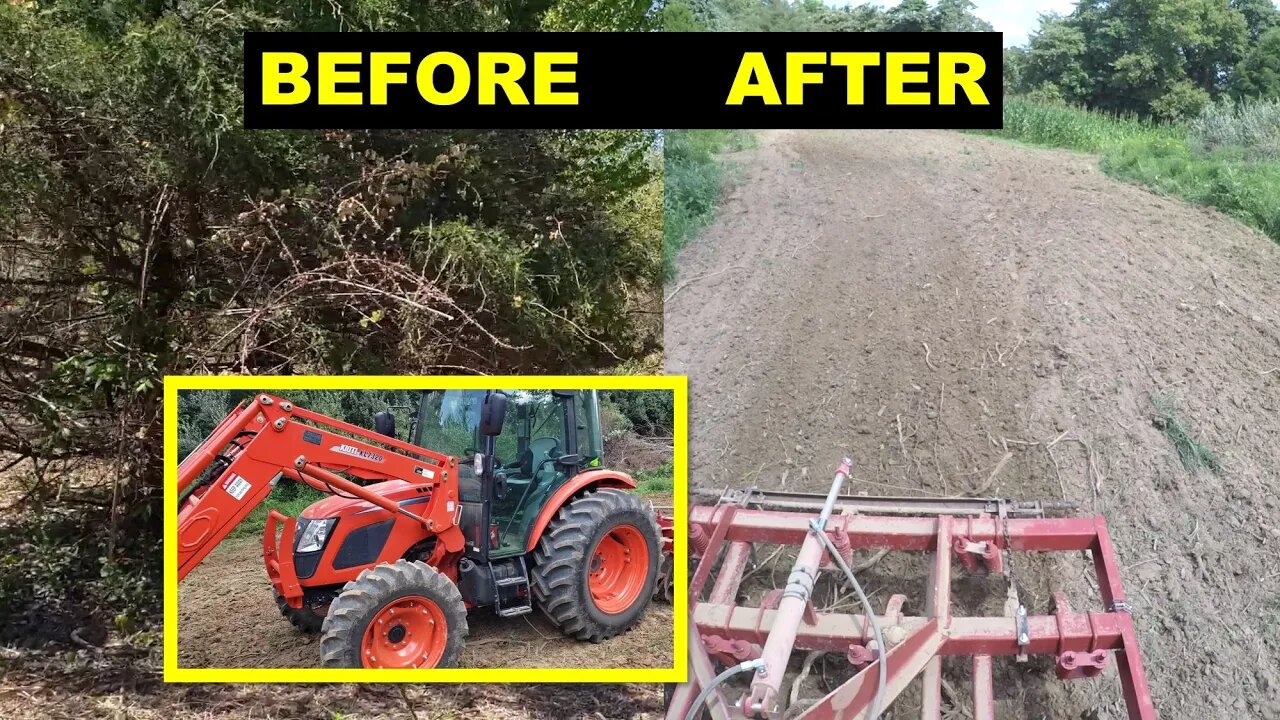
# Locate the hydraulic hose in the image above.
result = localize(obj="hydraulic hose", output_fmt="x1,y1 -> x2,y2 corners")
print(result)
811,518 -> 887,720
685,659 -> 766,720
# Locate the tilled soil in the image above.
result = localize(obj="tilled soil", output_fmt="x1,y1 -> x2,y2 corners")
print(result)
665,130 -> 1280,718
177,536 -> 673,670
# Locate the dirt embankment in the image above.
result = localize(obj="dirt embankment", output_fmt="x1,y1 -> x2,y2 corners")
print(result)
177,537 -> 673,670
666,130 -> 1280,718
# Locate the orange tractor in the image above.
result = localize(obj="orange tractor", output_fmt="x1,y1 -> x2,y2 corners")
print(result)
177,390 -> 673,668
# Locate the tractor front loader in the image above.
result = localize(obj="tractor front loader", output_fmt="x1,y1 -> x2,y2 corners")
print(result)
177,389 -> 670,669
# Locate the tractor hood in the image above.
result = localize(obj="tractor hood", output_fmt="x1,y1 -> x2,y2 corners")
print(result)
299,479 -> 428,519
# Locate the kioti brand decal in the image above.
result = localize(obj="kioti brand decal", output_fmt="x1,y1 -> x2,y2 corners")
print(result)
330,443 -> 384,463
221,474 -> 252,501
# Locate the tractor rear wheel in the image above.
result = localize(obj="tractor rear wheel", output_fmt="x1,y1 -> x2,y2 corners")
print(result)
318,560 -> 468,669
531,489 -> 660,642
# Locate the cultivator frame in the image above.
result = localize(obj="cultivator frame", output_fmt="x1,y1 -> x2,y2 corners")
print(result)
671,462 -> 1157,720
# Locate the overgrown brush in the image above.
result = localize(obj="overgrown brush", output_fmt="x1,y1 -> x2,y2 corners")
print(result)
663,130 -> 754,279
1189,99 -> 1280,160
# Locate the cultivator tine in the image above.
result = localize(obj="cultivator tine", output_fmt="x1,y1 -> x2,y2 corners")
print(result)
675,461 -> 1158,720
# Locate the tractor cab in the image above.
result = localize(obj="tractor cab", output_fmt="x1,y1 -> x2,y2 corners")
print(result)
412,389 -> 603,560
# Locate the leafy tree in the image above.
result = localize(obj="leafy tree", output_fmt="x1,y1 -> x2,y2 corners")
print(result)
1231,0 -> 1280,41
885,0 -> 932,33
931,0 -> 994,33
1017,0 -> 1250,118
1021,14 -> 1091,104
1231,26 -> 1280,99
662,0 -> 705,30
0,0 -> 659,646
660,0 -> 991,34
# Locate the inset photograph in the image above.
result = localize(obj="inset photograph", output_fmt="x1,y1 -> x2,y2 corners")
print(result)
169,378 -> 683,679
666,124 -> 1276,719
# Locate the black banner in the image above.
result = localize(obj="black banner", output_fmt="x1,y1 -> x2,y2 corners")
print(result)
244,32 -> 1003,130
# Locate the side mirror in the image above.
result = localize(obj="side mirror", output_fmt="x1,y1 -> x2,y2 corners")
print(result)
480,392 -> 507,436
373,411 -> 396,439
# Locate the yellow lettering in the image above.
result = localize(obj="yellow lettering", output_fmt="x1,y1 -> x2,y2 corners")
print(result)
886,52 -> 932,105
416,52 -> 471,105
261,52 -> 310,105
479,52 -> 530,105
786,52 -> 826,105
726,52 -> 781,106
368,52 -> 411,106
533,52 -> 578,105
317,52 -> 363,105
829,52 -> 880,105
938,52 -> 988,105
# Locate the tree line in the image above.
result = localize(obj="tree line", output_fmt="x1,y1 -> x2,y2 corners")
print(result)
1008,0 -> 1280,119
663,0 -> 992,33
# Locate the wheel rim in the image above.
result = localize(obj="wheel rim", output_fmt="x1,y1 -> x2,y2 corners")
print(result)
588,524 -> 650,615
360,595 -> 447,668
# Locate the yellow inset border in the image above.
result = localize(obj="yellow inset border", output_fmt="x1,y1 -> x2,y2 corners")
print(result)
163,374 -> 688,683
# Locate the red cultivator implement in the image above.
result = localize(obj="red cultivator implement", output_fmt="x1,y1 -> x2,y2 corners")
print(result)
670,459 -> 1157,720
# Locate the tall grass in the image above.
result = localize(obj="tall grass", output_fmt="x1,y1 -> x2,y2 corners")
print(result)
978,98 -> 1181,153
663,130 -> 754,280
987,98 -> 1280,245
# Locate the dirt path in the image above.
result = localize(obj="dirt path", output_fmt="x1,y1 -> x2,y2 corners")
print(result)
178,537 -> 673,670
666,130 -> 1280,718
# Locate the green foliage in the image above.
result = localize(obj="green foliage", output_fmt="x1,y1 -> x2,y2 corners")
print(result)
1013,0 -> 1278,119
1101,135 -> 1280,241
663,130 -> 754,280
600,390 -> 674,437
657,0 -> 989,33
987,98 -> 1280,246
1189,98 -> 1280,159
980,98 -> 1181,153
1152,396 -> 1222,473
0,510 -> 159,646
0,0 -> 658,650
633,461 -> 674,496
1231,27 -> 1280,100
228,483 -> 329,539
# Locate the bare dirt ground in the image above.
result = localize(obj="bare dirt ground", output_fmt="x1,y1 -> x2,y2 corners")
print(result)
666,130 -> 1280,718
177,536 -> 673,670
0,666 -> 663,720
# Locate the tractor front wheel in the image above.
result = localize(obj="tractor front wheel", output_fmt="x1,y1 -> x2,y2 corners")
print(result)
274,592 -> 326,633
531,489 -> 660,642
318,560 -> 468,669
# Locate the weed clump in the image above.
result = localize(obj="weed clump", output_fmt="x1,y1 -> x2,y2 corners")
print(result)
1152,396 -> 1221,473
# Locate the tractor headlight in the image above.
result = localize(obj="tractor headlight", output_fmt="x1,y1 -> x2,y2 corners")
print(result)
295,517 -> 336,553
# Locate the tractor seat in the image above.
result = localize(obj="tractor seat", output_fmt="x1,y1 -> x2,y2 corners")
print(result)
458,466 -> 482,503
520,437 -> 559,481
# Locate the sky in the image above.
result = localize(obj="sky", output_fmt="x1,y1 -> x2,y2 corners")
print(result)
970,0 -> 1075,46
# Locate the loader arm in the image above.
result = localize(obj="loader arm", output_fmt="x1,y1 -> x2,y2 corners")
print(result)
176,394 -> 459,581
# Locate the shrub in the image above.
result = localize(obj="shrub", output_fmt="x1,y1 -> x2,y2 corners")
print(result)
663,130 -> 754,279
1189,99 -> 1280,160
